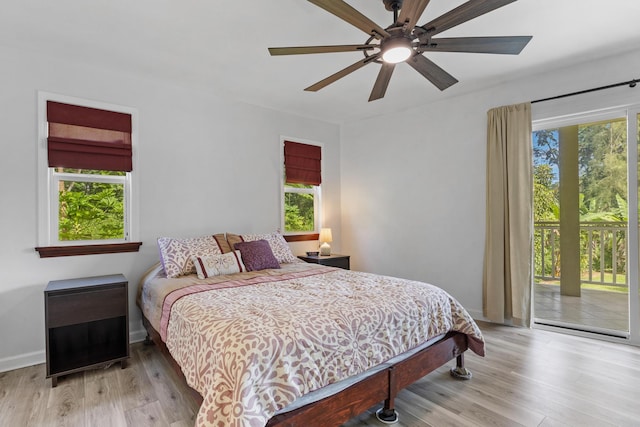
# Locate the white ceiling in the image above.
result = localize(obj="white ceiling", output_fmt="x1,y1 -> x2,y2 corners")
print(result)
2,0 -> 640,123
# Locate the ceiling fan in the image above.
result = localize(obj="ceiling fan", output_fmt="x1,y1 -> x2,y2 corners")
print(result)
268,0 -> 532,101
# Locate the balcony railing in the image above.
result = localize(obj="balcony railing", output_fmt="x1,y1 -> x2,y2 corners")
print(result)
534,221 -> 627,286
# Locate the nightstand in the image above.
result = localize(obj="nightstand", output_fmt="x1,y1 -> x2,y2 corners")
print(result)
44,274 -> 129,387
298,254 -> 350,270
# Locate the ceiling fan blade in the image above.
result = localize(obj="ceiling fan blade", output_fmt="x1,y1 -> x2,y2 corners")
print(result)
308,0 -> 389,39
269,45 -> 376,56
396,0 -> 431,30
369,63 -> 396,102
407,54 -> 458,91
421,0 -> 517,37
305,55 -> 377,92
422,36 -> 532,54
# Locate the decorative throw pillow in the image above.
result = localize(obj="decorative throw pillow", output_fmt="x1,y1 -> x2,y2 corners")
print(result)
234,240 -> 280,271
226,232 -> 297,264
157,233 -> 230,278
192,250 -> 246,279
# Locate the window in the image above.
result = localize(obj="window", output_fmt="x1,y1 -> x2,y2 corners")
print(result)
36,93 -> 140,256
53,169 -> 127,242
282,140 -> 322,235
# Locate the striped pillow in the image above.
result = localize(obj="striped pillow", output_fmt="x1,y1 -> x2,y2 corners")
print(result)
192,251 -> 246,279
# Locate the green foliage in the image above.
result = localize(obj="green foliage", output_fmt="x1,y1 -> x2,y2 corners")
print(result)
533,120 -> 628,222
533,164 -> 560,277
533,119 -> 629,281
578,119 -> 627,219
533,129 -> 559,166
58,178 -> 124,241
533,164 -> 558,221
284,189 -> 315,232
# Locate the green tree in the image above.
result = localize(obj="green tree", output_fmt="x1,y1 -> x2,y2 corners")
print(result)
58,169 -> 125,241
533,119 -> 628,281
533,164 -> 558,221
284,184 -> 315,232
579,120 -> 627,219
533,164 -> 560,277
533,129 -> 559,166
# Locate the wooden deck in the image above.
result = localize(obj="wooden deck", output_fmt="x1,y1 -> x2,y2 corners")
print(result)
534,283 -> 629,333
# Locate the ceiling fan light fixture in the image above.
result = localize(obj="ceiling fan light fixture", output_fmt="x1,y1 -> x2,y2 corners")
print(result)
267,0 -> 532,100
381,36 -> 412,64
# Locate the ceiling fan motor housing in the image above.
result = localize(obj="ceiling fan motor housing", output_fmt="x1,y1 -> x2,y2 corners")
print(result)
381,31 -> 413,50
383,0 -> 403,12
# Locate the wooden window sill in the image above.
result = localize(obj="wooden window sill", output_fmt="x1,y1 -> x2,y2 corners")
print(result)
35,242 -> 142,258
284,233 -> 319,242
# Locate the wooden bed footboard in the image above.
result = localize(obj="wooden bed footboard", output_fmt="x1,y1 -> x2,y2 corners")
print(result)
141,315 -> 469,426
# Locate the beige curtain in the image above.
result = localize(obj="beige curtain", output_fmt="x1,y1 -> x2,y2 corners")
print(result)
483,102 -> 533,327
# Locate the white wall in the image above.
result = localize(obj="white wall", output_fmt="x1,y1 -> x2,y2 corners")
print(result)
340,47 -> 640,319
0,46 -> 340,371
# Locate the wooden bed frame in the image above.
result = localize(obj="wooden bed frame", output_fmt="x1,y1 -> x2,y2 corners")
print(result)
142,315 -> 471,426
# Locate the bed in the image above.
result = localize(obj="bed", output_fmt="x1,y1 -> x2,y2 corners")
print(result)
137,233 -> 485,427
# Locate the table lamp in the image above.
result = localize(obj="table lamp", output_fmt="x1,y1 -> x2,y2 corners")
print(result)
319,228 -> 332,256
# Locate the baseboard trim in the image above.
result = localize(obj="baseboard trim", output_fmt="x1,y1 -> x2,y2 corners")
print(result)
0,325 -> 148,373
0,349 -> 45,373
129,326 -> 147,343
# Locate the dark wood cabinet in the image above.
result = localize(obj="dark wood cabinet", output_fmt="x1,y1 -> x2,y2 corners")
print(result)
45,274 -> 129,387
298,254 -> 350,270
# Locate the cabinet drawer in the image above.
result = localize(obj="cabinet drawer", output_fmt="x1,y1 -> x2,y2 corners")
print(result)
47,286 -> 126,328
321,257 -> 350,270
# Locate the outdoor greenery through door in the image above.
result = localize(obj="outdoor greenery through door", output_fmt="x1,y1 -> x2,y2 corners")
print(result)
533,110 -> 639,335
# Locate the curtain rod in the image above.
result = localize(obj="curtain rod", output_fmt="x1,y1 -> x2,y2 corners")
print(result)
531,78 -> 639,104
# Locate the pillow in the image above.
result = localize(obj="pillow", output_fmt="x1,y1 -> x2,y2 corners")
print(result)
234,240 -> 280,271
226,232 -> 297,264
157,233 -> 231,278
192,250 -> 246,279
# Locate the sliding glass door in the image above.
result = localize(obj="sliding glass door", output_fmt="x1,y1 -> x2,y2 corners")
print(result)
632,111 -> 640,342
533,107 -> 640,340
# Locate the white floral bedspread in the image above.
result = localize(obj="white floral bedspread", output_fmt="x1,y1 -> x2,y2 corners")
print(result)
159,264 -> 484,426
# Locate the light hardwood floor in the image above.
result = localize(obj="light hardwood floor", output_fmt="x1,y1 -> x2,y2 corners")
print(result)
1,322 -> 639,426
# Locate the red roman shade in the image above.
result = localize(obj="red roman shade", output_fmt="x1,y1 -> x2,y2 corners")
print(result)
47,101 -> 133,172
284,140 -> 321,186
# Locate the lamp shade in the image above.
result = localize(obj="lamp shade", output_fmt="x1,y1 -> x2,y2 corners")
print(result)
319,228 -> 333,243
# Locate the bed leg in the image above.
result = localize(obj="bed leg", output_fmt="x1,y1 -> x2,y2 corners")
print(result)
375,366 -> 399,424
450,353 -> 472,380
376,407 -> 399,425
144,333 -> 154,346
